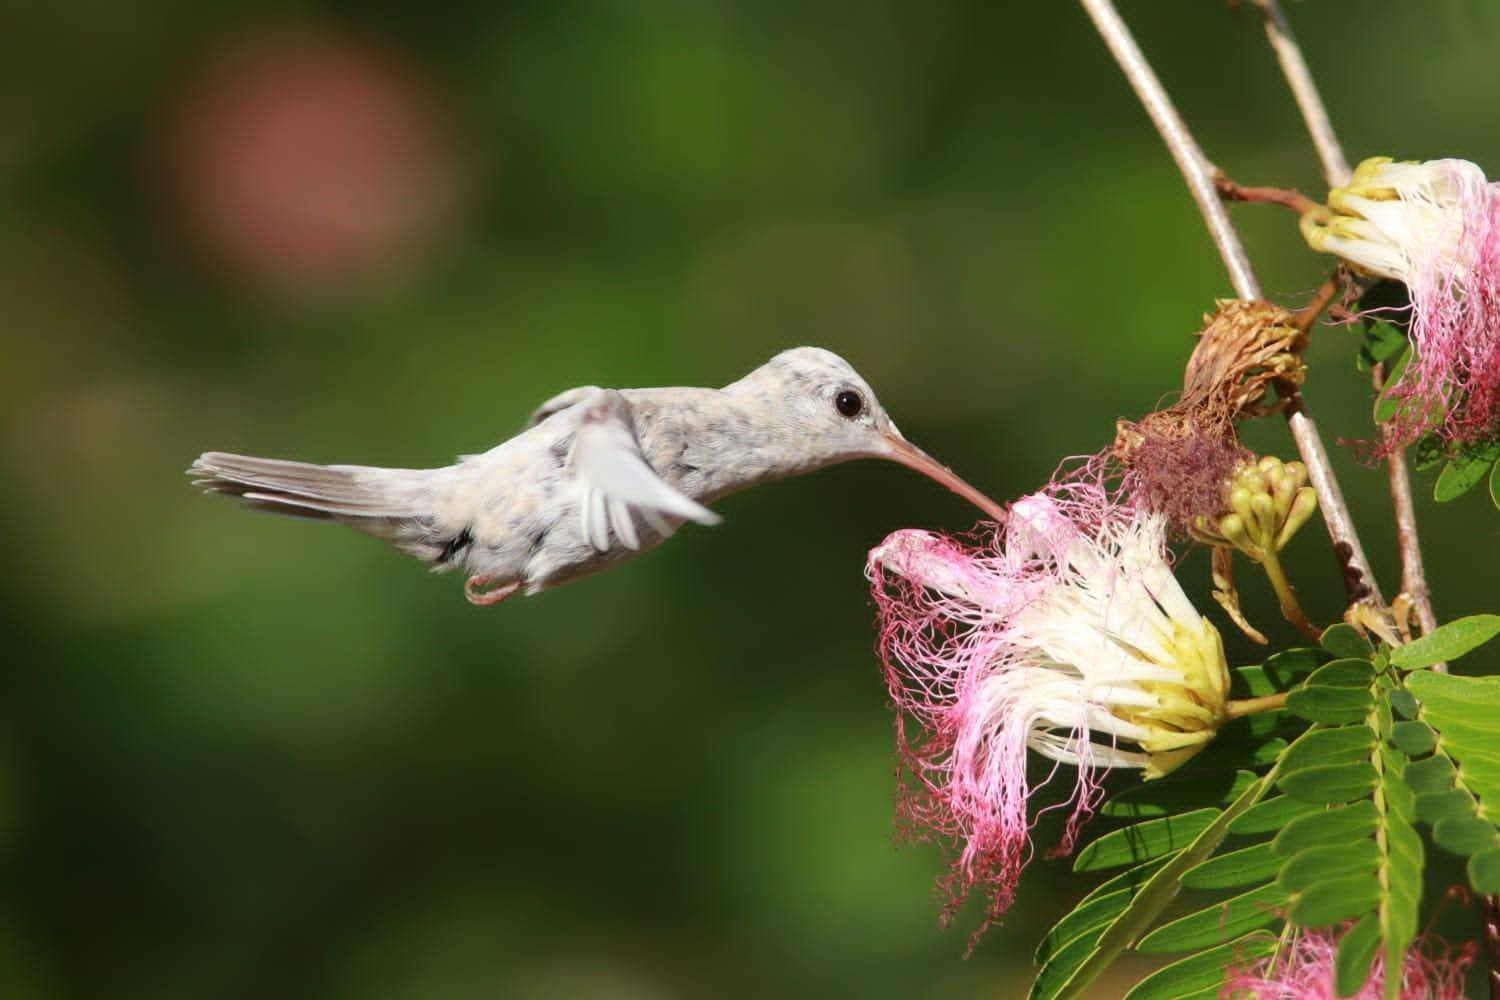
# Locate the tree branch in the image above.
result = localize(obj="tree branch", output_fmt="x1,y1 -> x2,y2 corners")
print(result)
1077,0 -> 1384,609
1251,0 -> 1352,188
1077,0 -> 1258,300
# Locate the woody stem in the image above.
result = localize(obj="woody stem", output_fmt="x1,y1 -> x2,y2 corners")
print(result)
1250,0 -> 1352,187
1375,362 -> 1443,667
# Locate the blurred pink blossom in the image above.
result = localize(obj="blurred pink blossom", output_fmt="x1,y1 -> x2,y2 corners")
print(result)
1222,927 -> 1473,999
162,27 -> 460,294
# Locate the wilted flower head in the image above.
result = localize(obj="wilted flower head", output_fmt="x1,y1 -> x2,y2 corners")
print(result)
1302,156 -> 1500,447
1105,301 -> 1303,535
867,488 -> 1229,936
1222,927 -> 1473,999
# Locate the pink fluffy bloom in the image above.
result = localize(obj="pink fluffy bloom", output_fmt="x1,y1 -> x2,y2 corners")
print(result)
1303,156 -> 1500,448
867,489 -> 1229,938
1222,927 -> 1473,999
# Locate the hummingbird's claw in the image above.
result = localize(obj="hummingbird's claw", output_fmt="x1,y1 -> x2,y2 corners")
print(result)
465,575 -> 520,606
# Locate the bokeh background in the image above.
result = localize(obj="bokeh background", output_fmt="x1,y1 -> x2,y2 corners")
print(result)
4,2 -> 1499,997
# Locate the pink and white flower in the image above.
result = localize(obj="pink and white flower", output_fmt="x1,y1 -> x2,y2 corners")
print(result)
1222,927 -> 1473,999
1302,156 -> 1500,447
867,489 -> 1229,936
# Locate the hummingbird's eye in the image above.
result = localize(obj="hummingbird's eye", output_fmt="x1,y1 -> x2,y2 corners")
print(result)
834,389 -> 864,418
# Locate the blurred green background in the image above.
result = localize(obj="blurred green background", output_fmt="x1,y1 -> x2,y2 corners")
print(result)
4,2 -> 1499,997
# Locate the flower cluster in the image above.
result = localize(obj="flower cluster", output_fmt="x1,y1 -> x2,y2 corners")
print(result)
1303,156 -> 1500,449
868,488 -> 1229,936
1190,456 -> 1317,562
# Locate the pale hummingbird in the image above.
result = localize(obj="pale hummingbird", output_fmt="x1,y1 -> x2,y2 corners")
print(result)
189,347 -> 1007,605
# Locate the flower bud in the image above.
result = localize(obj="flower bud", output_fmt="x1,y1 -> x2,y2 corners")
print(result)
1192,456 -> 1316,562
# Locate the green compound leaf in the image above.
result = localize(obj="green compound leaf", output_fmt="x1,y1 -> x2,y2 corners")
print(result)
1136,883 -> 1287,953
1034,772 -> 1273,1000
1101,771 -> 1256,820
1469,847 -> 1500,894
1278,841 -> 1379,893
1434,437 -> 1500,503
1185,735 -> 1287,774
1305,659 -> 1378,687
1272,800 -> 1377,857
1404,754 -> 1456,796
1231,647 -> 1329,697
1390,616 -> 1500,669
1181,842 -> 1280,890
1029,925 -> 1103,1000
1320,625 -> 1374,659
1415,433 -> 1446,472
1034,887 -> 1133,967
1373,349 -> 1413,424
1277,761 -> 1377,804
1286,687 -> 1374,725
1229,795 -> 1320,834
1335,914 -> 1382,997
1388,720 -> 1436,757
1415,788 -> 1474,823
1357,320 -> 1409,372
1378,754 -> 1424,1000
1279,727 -> 1376,774
1388,689 -> 1418,719
1073,810 -> 1221,872
1122,932 -> 1277,1000
1385,676 -> 1500,900
1286,659 -> 1377,725
1433,816 -> 1500,856
1035,857 -> 1172,967
1288,871 -> 1381,927
1404,667 -> 1500,708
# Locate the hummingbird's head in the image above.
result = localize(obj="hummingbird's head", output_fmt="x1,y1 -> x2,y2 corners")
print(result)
731,347 -> 1009,522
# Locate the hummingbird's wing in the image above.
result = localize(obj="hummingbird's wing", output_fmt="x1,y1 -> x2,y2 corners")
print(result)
569,390 -> 722,552
524,386 -> 603,429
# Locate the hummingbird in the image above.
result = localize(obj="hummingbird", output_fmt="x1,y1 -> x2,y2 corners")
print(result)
189,347 -> 1007,606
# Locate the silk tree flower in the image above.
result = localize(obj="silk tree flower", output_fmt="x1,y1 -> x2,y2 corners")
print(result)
867,489 -> 1230,936
1222,927 -> 1473,999
1302,156 -> 1500,447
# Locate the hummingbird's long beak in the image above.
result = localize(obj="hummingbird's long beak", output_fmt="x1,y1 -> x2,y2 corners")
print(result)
880,432 -> 1009,524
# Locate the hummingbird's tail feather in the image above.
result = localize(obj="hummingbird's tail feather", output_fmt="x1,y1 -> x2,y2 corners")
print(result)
189,451 -> 431,518
187,451 -> 464,567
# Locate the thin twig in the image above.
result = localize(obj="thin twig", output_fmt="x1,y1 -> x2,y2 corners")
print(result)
1376,362 -> 1443,664
1215,174 -> 1324,217
1078,0 -> 1258,299
1251,0 -> 1352,187
1077,0 -> 1385,610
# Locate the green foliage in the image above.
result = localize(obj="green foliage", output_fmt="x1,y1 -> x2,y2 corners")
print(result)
1372,350 -> 1413,425
1401,670 -> 1500,893
1356,320 -> 1409,373
1033,637 -> 1500,1000
1391,616 -> 1500,669
1432,437 -> 1500,504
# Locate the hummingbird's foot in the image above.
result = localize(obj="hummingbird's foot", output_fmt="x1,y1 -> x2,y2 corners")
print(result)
465,575 -> 520,606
